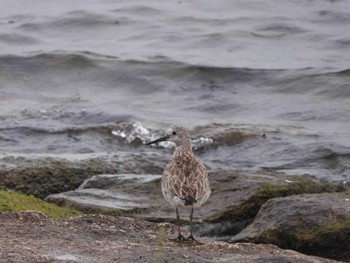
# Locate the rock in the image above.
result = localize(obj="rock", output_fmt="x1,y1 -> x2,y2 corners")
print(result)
0,211 -> 338,263
203,171 -> 345,238
47,170 -> 281,222
45,170 -> 345,239
230,192 -> 350,261
3,153 -> 345,261
46,174 -> 164,217
0,153 -> 164,198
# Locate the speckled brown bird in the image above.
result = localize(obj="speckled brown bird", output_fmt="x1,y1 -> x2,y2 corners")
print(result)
147,127 -> 210,243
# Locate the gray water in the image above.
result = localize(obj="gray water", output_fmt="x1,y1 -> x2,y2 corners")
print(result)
0,0 -> 350,181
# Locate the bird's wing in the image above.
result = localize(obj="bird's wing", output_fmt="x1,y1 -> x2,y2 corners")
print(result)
164,159 -> 209,202
185,160 -> 210,201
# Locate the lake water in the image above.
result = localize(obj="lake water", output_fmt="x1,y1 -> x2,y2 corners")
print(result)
0,0 -> 349,182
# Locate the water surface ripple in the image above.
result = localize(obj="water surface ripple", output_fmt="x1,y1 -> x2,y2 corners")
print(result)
0,0 -> 349,182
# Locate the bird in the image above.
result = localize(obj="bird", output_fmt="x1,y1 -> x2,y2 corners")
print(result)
147,127 -> 211,244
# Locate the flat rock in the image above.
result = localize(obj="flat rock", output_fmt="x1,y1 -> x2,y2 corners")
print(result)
45,170 -> 293,222
46,174 -> 165,216
0,211 -> 339,263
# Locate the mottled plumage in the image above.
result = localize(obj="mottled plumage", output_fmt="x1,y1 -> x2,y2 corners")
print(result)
147,127 -> 210,243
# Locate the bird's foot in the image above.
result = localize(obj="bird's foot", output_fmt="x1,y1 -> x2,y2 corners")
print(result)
170,233 -> 187,243
170,234 -> 203,245
186,234 -> 203,245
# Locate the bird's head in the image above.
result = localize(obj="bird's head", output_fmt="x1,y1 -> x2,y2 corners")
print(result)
146,127 -> 191,147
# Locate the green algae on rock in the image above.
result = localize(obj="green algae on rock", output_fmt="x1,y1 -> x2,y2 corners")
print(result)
208,176 -> 345,224
204,175 -> 345,239
0,189 -> 81,218
231,192 -> 350,261
0,154 -> 165,199
256,217 -> 350,261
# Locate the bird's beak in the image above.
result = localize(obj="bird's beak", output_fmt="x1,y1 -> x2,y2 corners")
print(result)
146,135 -> 170,145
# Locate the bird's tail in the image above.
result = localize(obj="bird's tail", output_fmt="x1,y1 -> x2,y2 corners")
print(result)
184,196 -> 197,206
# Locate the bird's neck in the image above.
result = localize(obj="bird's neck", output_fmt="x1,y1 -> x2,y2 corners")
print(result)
173,144 -> 193,156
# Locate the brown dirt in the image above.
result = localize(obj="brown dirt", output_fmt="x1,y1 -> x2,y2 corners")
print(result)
0,211 -> 341,263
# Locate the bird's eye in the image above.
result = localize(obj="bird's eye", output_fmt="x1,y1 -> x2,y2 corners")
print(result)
172,131 -> 176,135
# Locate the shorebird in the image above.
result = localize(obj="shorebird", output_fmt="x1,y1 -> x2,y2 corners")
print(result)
147,127 -> 211,243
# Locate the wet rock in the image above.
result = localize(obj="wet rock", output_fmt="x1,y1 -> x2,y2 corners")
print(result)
46,170 -> 345,239
0,155 -> 116,198
46,174 -> 164,217
0,211 -> 338,263
230,192 -> 350,261
46,171 -> 269,221
0,153 -> 164,198
204,171 -> 345,239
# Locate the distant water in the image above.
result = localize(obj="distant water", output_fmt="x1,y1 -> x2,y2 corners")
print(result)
0,0 -> 349,182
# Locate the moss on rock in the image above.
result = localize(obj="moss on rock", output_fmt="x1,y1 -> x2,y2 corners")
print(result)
256,216 -> 350,261
0,189 -> 81,218
208,176 -> 344,225
0,158 -> 118,199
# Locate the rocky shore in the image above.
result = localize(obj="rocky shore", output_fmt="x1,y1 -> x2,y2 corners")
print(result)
0,211 -> 341,263
0,154 -> 349,262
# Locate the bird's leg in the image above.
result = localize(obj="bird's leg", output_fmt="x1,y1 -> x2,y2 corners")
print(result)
189,206 -> 194,237
171,208 -> 186,242
187,207 -> 203,245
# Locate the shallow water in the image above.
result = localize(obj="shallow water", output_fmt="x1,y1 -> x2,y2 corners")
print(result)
0,0 -> 349,182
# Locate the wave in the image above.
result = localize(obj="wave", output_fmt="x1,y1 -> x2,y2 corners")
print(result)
0,109 -> 130,133
0,51 -> 276,96
18,10 -> 121,32
265,68 -> 350,99
3,50 -> 347,75
0,50 -> 276,72
111,121 -> 258,150
265,143 -> 350,179
0,52 -> 100,72
0,33 -> 39,45
111,6 -> 162,16
4,50 -> 349,73
0,116 -> 260,155
1,51 -> 349,102
1,117 -> 348,182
